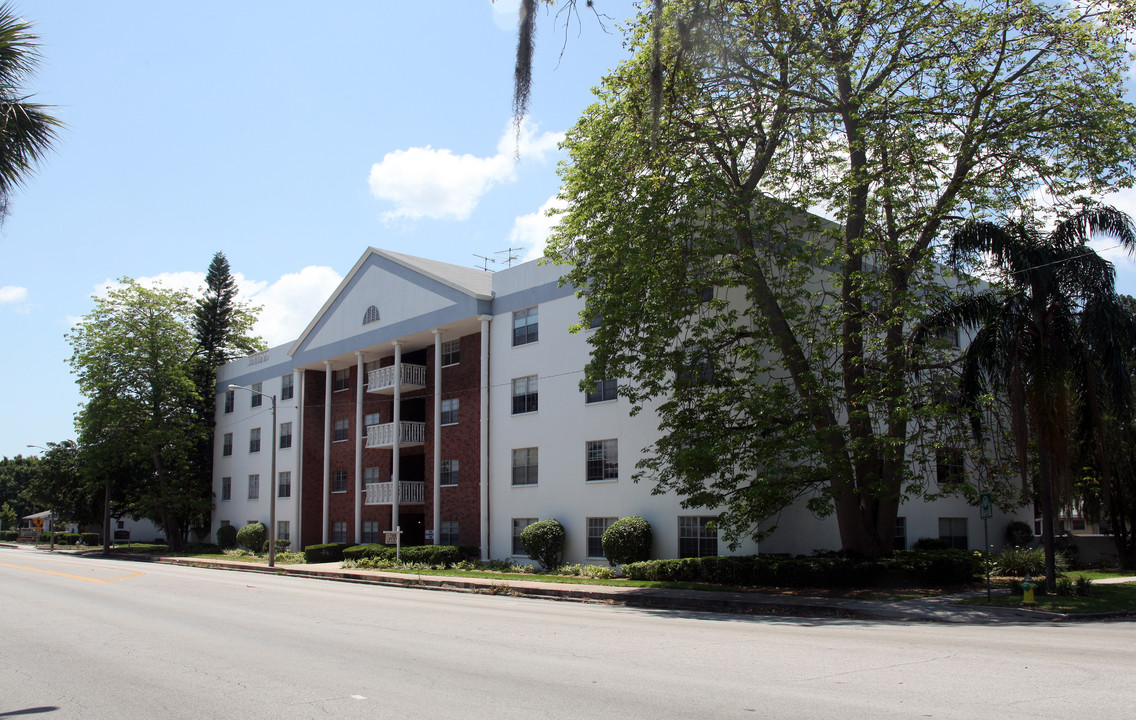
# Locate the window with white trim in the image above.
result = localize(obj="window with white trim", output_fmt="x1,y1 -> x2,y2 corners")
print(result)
333,418 -> 349,442
512,518 -> 536,555
512,376 -> 538,414
585,378 -> 616,404
249,428 -> 261,453
332,521 -> 347,544
248,474 -> 260,500
512,448 -> 538,486
278,471 -> 291,498
281,373 -> 294,400
223,390 -> 234,414
936,448 -> 964,486
277,520 -> 290,542
938,517 -> 968,550
441,398 -> 459,425
678,516 -> 717,558
333,470 -> 348,493
364,467 -> 381,485
279,422 -> 292,449
587,517 -> 616,558
442,338 -> 460,366
333,368 -> 350,391
586,439 -> 618,481
250,382 -> 263,407
894,516 -> 907,551
440,459 -> 459,486
222,433 -> 233,457
362,520 -> 379,544
513,307 -> 538,346
440,520 -> 460,545
221,477 -> 231,501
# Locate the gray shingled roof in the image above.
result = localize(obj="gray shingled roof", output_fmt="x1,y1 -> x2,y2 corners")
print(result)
378,248 -> 494,298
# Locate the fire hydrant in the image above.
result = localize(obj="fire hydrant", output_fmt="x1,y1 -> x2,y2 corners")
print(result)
1022,572 -> 1036,605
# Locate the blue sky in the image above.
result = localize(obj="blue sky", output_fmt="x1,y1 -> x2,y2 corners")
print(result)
1,1 -> 642,458
3,1 -> 1135,460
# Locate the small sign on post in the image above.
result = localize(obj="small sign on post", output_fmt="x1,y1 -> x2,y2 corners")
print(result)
384,526 -> 403,563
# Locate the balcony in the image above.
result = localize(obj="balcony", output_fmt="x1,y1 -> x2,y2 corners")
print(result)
367,364 -> 427,394
365,421 -> 426,448
364,481 -> 425,505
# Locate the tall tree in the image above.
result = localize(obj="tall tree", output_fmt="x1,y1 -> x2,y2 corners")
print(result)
916,206 -> 1136,588
20,440 -> 102,529
546,0 -> 1136,556
0,5 -> 62,222
68,280 -> 209,552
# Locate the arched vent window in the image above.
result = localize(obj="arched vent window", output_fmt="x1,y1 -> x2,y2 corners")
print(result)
363,305 -> 380,325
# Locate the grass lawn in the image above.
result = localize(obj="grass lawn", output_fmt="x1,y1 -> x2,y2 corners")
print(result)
959,581 -> 1136,614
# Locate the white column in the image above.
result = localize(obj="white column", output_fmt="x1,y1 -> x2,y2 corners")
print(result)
432,329 -> 442,545
391,341 -> 402,534
354,351 -> 364,545
479,315 -> 491,560
294,369 -> 304,550
323,361 -> 332,544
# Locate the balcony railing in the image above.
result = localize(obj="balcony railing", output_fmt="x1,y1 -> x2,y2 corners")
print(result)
365,421 -> 426,448
366,364 -> 427,394
364,481 -> 425,505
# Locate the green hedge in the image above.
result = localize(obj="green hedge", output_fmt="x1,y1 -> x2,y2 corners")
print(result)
622,550 -> 981,588
1,530 -> 15,541
343,544 -> 479,565
343,544 -> 394,560
81,532 -> 100,546
304,543 -> 347,563
602,516 -> 653,565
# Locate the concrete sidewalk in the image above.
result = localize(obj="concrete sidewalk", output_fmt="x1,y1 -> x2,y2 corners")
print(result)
155,555 -> 1127,624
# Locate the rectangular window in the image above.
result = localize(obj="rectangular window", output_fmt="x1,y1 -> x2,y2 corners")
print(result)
934,325 -> 960,349
939,517 -> 968,550
250,382 -> 263,407
278,471 -> 291,498
440,520 -> 460,545
221,477 -> 231,501
281,373 -> 294,400
364,412 -> 381,430
678,516 -> 718,558
894,516 -> 907,551
936,448 -> 964,486
223,389 -> 234,414
440,459 -> 459,486
249,428 -> 261,454
588,313 -> 602,329
586,439 -> 618,482
512,448 -> 538,486
512,518 -> 536,555
333,418 -> 349,442
333,470 -> 348,493
333,368 -> 350,392
279,422 -> 292,449
364,466 -> 381,484
222,433 -> 233,457
587,517 -> 616,558
332,521 -> 347,544
513,307 -> 539,346
362,520 -> 379,544
512,376 -> 538,414
277,520 -> 290,542
442,338 -> 461,366
248,474 -> 260,500
441,398 -> 459,425
585,378 -> 617,404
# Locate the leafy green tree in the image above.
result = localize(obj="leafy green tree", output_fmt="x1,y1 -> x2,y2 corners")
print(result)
68,280 -> 210,552
20,440 -> 102,528
0,501 -> 16,535
0,6 -> 62,222
547,0 -> 1136,556
0,455 -> 37,519
916,206 -> 1136,589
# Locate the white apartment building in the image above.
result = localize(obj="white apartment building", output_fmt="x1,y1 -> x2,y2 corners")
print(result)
212,247 -> 1030,563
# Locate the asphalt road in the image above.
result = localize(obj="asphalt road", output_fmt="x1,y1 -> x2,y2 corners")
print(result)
2,547 -> 1134,719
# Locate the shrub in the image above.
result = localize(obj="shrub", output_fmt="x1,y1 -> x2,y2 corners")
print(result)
343,544 -> 394,561
216,524 -> 238,549
81,532 -> 100,546
236,522 -> 267,553
521,519 -> 566,570
1004,521 -> 1034,547
992,546 -> 1069,577
304,543 -> 346,563
912,537 -> 951,551
398,544 -> 477,566
0,530 -> 15,541
602,516 -> 653,565
273,538 -> 290,551
1056,576 -> 1075,596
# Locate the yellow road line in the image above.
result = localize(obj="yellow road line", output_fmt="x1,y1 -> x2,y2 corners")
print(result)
0,561 -> 145,584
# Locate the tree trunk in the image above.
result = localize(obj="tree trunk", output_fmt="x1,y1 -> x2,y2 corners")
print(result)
1038,448 -> 1058,593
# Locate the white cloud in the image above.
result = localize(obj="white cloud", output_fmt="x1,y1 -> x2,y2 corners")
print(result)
491,0 -> 521,31
0,285 -> 28,305
511,195 -> 568,261
368,120 -> 564,222
245,265 -> 343,347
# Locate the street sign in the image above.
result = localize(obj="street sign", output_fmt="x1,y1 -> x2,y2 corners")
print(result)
979,493 -> 993,519
33,517 -> 43,530
384,531 -> 400,544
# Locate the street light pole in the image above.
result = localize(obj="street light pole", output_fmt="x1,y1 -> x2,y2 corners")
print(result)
229,384 -> 278,567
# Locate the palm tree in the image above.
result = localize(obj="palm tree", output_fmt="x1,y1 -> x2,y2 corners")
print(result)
915,206 -> 1136,592
0,6 -> 61,222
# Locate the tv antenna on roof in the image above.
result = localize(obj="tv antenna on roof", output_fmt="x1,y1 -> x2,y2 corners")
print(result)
473,254 -> 497,272
496,247 -> 524,268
